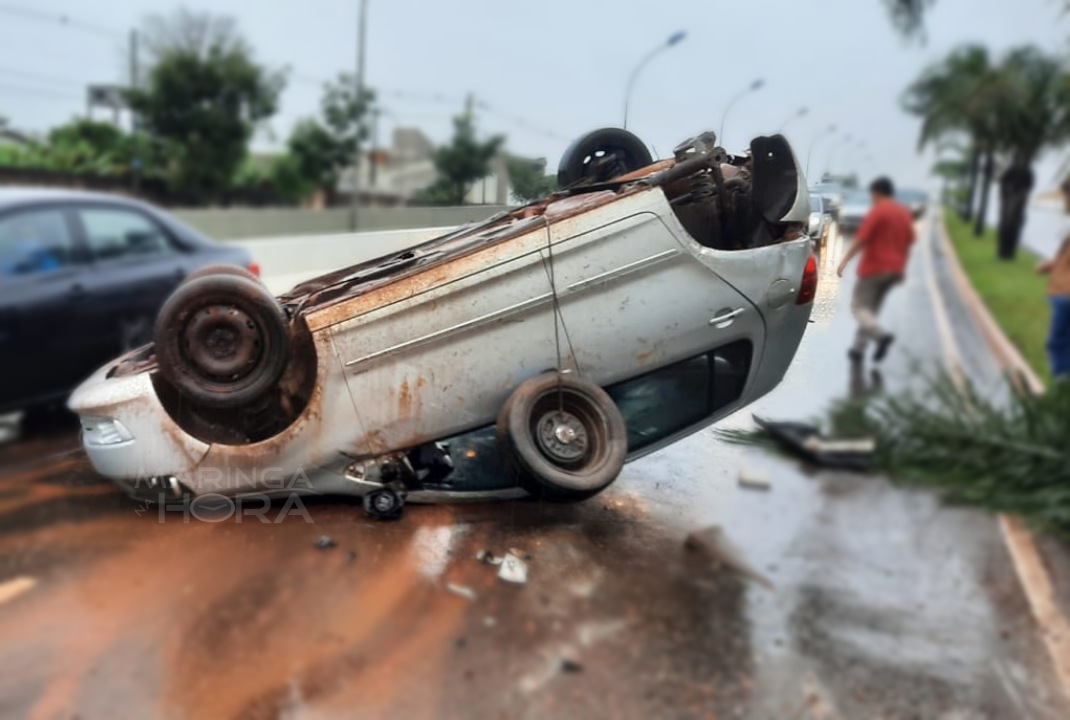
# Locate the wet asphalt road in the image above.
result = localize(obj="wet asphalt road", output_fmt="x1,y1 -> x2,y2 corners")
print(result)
0,216 -> 1067,720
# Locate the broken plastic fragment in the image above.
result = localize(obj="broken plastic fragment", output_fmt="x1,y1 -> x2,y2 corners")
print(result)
313,535 -> 337,549
447,583 -> 477,601
498,552 -> 528,584
476,549 -> 503,566
738,468 -> 771,490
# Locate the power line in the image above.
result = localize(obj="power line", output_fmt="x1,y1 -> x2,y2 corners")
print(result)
0,66 -> 84,89
0,2 -> 122,39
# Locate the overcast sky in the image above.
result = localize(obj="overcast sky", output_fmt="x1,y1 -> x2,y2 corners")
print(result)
0,0 -> 1067,190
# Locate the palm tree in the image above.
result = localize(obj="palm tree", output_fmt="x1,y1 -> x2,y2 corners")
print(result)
902,45 -> 998,233
990,47 -> 1070,259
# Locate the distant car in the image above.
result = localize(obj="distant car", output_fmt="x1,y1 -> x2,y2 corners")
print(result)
810,182 -> 844,219
807,194 -> 833,248
896,188 -> 928,219
0,189 -> 256,418
839,190 -> 873,234
70,128 -> 817,514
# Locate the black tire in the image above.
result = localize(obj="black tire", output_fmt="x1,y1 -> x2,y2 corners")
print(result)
154,274 -> 291,409
182,263 -> 261,286
364,489 -> 404,520
496,373 -> 627,502
557,128 -> 653,190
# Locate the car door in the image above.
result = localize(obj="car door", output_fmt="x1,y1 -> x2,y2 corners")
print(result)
545,208 -> 762,385
0,205 -> 95,409
72,204 -> 188,363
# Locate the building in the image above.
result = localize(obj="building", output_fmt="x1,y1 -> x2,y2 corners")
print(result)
338,127 -> 544,207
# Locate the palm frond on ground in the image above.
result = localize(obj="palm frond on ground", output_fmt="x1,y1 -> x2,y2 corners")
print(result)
723,374 -> 1070,534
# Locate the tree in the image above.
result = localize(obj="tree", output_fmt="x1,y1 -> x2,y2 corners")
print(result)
990,47 -> 1070,259
902,45 -> 999,233
140,7 -> 247,65
419,111 -> 504,206
127,10 -> 284,203
281,74 -> 374,201
47,119 -> 130,174
883,0 -> 934,40
506,157 -> 555,204
905,45 -> 1070,260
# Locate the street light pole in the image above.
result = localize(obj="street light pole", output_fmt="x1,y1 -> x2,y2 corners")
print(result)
778,106 -> 808,133
805,124 -> 837,180
718,78 -> 764,148
349,0 -> 368,231
622,30 -> 686,130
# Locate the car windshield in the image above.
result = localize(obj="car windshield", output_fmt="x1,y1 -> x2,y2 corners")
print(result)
844,191 -> 871,207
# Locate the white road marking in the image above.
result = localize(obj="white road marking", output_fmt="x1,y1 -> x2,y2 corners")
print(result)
0,576 -> 36,605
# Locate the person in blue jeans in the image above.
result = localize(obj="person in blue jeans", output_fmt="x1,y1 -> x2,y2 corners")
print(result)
1037,187 -> 1070,380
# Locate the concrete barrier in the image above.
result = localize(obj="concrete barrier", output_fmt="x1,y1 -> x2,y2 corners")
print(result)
175,205 -> 511,241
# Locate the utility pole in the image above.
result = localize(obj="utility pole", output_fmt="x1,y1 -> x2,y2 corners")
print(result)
129,28 -> 141,194
349,0 -> 368,232
369,106 -> 380,189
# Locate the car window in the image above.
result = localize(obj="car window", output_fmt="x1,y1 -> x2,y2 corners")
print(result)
0,208 -> 77,277
811,196 -> 823,212
606,340 -> 752,452
79,208 -> 171,261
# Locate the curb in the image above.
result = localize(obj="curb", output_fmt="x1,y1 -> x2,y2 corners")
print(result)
934,215 -> 1045,395
934,209 -> 1070,699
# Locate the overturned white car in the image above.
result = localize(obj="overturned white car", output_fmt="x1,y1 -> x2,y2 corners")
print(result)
69,128 -> 816,517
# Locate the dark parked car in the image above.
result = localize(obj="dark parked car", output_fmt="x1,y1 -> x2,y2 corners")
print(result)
0,189 -> 255,418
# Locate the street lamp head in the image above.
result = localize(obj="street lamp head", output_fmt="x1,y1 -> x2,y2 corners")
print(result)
751,78 -> 765,91
798,107 -> 809,117
667,30 -> 686,46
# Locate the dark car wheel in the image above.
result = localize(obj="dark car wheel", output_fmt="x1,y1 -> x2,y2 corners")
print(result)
154,274 -> 291,409
182,263 -> 261,286
497,373 -> 627,502
557,128 -> 653,190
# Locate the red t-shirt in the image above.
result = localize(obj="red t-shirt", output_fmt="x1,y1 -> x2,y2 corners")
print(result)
856,199 -> 916,277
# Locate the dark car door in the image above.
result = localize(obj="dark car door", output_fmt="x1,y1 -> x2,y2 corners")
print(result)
71,204 -> 189,366
0,205 -> 95,410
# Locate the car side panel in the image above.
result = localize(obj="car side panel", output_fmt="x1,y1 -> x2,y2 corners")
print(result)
547,211 -> 763,386
329,227 -> 560,456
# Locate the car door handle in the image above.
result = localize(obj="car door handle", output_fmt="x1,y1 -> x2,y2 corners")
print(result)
709,308 -> 745,326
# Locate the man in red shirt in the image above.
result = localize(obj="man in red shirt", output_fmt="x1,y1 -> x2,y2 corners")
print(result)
836,177 -> 916,363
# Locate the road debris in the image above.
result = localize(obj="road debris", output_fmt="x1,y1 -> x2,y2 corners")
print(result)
560,657 -> 584,673
0,576 -> 36,606
738,467 -> 771,490
344,551 -> 357,563
685,525 -> 774,590
446,583 -> 477,601
498,552 -> 529,584
753,415 -> 874,471
476,549 -> 503,566
313,535 -> 337,549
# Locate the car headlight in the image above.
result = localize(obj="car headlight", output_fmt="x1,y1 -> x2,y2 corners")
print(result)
81,416 -> 134,446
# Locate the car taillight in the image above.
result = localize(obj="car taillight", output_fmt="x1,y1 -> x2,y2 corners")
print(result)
796,254 -> 817,305
247,262 -> 261,278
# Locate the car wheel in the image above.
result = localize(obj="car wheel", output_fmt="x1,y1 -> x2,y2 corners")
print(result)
497,373 -> 627,502
557,128 -> 653,190
363,488 -> 405,520
182,263 -> 261,286
154,274 -> 291,409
